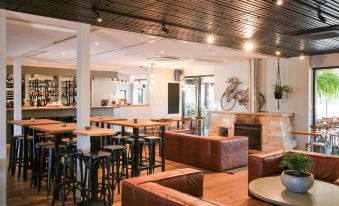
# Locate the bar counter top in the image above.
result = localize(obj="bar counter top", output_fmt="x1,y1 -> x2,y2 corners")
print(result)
6,104 -> 150,111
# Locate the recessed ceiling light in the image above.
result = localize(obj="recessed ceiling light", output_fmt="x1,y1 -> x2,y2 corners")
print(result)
275,50 -> 281,56
121,53 -> 126,56
212,52 -> 215,56
94,42 -> 99,46
244,41 -> 254,51
61,52 -> 66,55
206,34 -> 215,44
181,41 -> 187,44
223,58 -> 227,62
148,40 -> 156,44
276,0 -> 283,5
160,50 -> 165,54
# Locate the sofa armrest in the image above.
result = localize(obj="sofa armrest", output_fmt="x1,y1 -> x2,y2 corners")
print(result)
123,168 -> 204,197
248,150 -> 285,183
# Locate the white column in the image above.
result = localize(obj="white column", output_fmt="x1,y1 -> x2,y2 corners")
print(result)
0,9 -> 7,160
0,9 -> 7,206
13,57 -> 22,135
76,23 -> 91,152
248,59 -> 260,113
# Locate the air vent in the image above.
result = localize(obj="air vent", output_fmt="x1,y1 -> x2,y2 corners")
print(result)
291,25 -> 339,40
146,56 -> 193,62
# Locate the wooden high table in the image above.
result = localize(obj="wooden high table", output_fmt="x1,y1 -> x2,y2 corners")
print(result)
7,119 -> 61,181
90,116 -> 127,128
291,130 -> 320,152
106,120 -> 167,177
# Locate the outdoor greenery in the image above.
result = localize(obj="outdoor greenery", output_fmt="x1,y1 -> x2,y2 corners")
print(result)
317,71 -> 339,103
280,153 -> 312,177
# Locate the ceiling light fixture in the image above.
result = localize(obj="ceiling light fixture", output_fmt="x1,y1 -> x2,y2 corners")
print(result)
206,34 -> 215,44
93,6 -> 102,22
317,4 -> 326,23
160,50 -> 164,54
212,52 -> 215,56
299,54 -> 305,60
94,42 -> 99,46
275,50 -> 281,56
61,51 -> 66,55
276,0 -> 283,6
244,41 -> 254,51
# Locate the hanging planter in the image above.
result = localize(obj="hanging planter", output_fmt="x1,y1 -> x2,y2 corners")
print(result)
273,58 -> 292,109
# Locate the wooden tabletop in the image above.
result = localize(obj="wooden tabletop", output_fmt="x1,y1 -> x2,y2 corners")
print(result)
249,176 -> 339,206
107,120 -> 166,128
7,119 -> 61,126
73,126 -> 118,136
291,130 -> 319,136
30,123 -> 77,134
90,116 -> 127,123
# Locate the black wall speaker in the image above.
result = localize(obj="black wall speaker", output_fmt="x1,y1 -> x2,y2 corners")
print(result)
174,69 -> 183,82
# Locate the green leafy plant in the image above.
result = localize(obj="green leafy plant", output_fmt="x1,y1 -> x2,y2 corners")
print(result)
273,85 -> 293,94
317,71 -> 339,117
280,153 -> 312,177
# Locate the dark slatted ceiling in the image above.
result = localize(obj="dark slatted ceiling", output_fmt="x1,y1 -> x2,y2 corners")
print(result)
1,0 -> 339,57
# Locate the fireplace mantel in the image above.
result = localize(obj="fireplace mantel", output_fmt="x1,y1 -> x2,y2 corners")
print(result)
209,111 -> 296,152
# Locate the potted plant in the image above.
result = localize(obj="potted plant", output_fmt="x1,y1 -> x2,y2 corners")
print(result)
280,152 -> 314,193
273,84 -> 292,100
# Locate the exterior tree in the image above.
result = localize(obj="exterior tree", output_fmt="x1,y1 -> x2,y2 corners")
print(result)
317,71 -> 339,117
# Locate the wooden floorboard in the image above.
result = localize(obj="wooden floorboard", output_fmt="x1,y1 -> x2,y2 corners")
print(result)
5,145 -> 271,206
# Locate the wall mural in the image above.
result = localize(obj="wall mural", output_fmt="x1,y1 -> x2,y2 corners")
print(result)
220,77 -> 249,111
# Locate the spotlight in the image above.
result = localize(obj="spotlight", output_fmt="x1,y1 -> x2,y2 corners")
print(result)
206,34 -> 215,44
299,54 -> 305,60
244,41 -> 254,51
276,0 -> 283,5
317,5 -> 326,23
161,21 -> 169,34
93,6 -> 102,23
275,50 -> 281,56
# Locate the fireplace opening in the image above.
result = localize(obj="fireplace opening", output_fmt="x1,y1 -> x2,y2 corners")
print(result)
234,123 -> 262,151
219,127 -> 228,137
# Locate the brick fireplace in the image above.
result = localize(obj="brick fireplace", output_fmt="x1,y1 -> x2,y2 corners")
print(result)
209,111 -> 295,152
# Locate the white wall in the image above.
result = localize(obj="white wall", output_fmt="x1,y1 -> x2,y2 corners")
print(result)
184,61 -> 249,111
92,79 -> 132,106
262,57 -> 312,150
310,53 -> 339,68
118,67 -> 182,119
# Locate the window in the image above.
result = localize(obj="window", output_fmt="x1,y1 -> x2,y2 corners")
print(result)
313,67 -> 339,123
137,88 -> 144,104
120,90 -> 127,99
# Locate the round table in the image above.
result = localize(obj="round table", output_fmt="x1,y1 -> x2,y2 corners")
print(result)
249,176 -> 339,206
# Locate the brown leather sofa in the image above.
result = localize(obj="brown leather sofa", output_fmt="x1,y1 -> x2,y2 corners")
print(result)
165,130 -> 248,172
248,150 -> 339,191
122,168 -> 227,206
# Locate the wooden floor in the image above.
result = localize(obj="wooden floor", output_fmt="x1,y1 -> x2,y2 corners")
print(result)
5,145 -> 271,206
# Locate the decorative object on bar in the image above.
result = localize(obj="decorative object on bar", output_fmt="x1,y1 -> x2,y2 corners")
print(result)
134,119 -> 138,123
280,152 -> 314,193
220,77 -> 248,111
61,77 -> 77,106
273,58 -> 292,109
101,99 -> 109,106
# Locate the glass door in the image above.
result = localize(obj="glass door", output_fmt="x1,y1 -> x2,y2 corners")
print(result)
182,75 -> 214,117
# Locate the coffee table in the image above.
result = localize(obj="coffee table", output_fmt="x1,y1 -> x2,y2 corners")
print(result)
249,176 -> 339,206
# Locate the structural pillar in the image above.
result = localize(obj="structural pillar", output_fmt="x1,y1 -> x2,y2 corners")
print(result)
0,9 -> 7,206
76,23 -> 91,152
248,58 -> 261,112
13,57 -> 22,135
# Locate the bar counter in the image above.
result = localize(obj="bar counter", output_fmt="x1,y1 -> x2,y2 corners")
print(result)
5,104 -> 150,142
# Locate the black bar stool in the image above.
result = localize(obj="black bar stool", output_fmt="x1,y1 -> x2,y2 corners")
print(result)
52,150 -> 84,206
142,136 -> 161,174
10,135 -> 33,180
104,145 -> 128,194
82,151 -> 113,206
